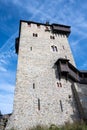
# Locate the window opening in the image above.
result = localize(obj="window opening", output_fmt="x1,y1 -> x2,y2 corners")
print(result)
60,100 -> 63,112
30,47 -> 32,51
50,36 -> 55,39
59,83 -> 62,87
38,98 -> 40,110
33,33 -> 38,37
55,46 -> 58,51
51,45 -> 55,51
57,82 -> 59,87
33,83 -> 35,89
37,24 -> 40,28
57,82 -> 62,87
51,45 -> 58,52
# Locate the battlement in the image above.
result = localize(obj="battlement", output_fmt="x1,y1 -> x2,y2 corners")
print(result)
21,20 -> 71,36
15,20 -> 71,54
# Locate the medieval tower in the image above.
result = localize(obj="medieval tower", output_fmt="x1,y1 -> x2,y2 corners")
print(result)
6,20 -> 87,130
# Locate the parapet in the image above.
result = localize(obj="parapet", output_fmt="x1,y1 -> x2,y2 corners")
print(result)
15,20 -> 71,54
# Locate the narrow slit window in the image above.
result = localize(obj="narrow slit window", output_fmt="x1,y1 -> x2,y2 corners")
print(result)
60,100 -> 63,112
38,98 -> 40,110
55,46 -> 58,52
27,23 -> 31,27
57,82 -> 59,87
51,45 -> 55,51
33,83 -> 35,89
30,47 -> 32,51
59,83 -> 62,87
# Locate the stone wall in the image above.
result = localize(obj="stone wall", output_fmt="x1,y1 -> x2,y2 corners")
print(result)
6,21 -> 79,130
75,83 -> 87,118
0,114 -> 11,130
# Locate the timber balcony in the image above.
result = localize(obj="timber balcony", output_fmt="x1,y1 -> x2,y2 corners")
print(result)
55,58 -> 87,84
52,24 -> 71,37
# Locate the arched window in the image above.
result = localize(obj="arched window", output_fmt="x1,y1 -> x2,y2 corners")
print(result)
55,46 -> 58,52
33,33 -> 38,37
51,45 -> 58,52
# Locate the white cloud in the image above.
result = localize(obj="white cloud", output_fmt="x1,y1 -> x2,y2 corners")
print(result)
0,66 -> 7,72
0,59 -> 7,64
0,94 -> 14,114
0,102 -> 13,114
0,83 -> 15,93
0,0 -> 87,114
0,84 -> 14,114
80,62 -> 87,70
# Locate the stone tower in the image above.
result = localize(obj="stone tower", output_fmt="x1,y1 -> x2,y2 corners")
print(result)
6,20 -> 87,130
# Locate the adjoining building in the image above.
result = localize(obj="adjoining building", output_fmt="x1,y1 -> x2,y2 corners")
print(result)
6,20 -> 87,130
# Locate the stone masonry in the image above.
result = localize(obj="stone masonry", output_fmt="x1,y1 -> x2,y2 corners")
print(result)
0,114 -> 11,130
6,21 -> 85,130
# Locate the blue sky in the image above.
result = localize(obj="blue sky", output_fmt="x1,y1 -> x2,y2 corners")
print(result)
0,0 -> 87,114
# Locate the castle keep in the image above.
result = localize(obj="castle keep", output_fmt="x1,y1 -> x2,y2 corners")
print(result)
6,21 -> 87,130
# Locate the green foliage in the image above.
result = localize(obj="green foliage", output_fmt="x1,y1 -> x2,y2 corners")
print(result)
10,122 -> 87,130
10,128 -> 15,130
30,125 -> 49,130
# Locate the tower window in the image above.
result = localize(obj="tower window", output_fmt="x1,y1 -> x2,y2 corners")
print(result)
55,46 -> 58,51
60,100 -> 63,112
51,45 -> 55,51
38,98 -> 40,110
30,47 -> 32,51
27,22 -> 31,27
57,82 -> 62,87
37,24 -> 40,28
33,83 -> 35,89
51,45 -> 58,52
57,82 -> 59,87
68,95 -> 71,99
59,83 -> 62,87
50,36 -> 55,39
33,33 -> 38,37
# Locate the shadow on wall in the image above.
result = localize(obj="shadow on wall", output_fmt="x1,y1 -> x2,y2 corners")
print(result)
53,63 -> 87,123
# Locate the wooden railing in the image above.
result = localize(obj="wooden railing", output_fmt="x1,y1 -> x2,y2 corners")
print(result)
52,24 -> 71,37
55,58 -> 87,84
